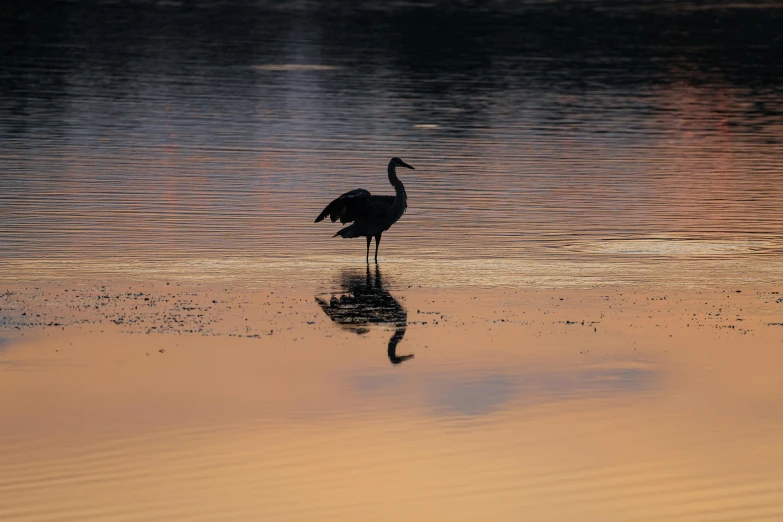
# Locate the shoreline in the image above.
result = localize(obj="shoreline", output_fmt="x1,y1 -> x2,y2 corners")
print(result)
3,252 -> 783,289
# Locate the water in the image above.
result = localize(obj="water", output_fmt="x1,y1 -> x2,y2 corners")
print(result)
2,3 -> 783,520
2,0 -> 782,285
2,284 -> 783,521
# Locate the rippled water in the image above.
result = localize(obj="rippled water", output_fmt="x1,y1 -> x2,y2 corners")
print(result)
2,4 -> 783,517
2,0 -> 782,285
2,284 -> 783,521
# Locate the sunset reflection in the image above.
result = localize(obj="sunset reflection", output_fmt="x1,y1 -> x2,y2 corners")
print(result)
2,1 -> 783,521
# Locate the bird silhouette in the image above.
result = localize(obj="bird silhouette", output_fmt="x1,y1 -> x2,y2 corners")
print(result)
315,157 -> 414,262
315,265 -> 414,364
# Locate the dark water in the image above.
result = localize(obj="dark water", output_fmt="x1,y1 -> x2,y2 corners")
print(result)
2,0 -> 783,285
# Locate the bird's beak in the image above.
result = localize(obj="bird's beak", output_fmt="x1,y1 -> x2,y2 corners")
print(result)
401,161 -> 415,170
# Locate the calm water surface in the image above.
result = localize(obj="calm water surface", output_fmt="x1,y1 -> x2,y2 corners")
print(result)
2,3 -> 783,519
2,0 -> 783,285
2,284 -> 783,521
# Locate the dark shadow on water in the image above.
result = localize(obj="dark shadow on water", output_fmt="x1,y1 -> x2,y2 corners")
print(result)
316,264 -> 413,365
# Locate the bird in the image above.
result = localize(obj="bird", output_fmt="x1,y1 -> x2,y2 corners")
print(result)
315,157 -> 414,262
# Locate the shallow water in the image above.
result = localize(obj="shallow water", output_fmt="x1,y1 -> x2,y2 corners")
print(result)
2,283 -> 783,521
2,0 -> 783,286
2,2 -> 783,521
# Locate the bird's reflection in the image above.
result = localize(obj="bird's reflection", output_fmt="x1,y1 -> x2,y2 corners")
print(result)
315,265 -> 413,364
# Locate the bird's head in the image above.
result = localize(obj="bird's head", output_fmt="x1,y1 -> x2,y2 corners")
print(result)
390,157 -> 415,170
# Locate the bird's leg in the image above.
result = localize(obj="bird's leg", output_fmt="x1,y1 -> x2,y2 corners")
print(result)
374,232 -> 382,263
366,236 -> 371,263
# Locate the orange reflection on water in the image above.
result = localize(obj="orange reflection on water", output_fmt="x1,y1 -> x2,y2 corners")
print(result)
1,284 -> 782,521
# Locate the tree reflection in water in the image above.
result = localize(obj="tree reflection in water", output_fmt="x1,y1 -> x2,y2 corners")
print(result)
316,265 -> 413,364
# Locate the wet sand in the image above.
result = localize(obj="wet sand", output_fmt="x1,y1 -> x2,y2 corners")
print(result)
2,274 -> 783,521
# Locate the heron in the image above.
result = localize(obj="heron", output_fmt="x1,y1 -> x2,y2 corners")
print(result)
315,157 -> 414,262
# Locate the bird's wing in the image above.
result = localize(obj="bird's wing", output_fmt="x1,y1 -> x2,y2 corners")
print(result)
315,188 -> 380,224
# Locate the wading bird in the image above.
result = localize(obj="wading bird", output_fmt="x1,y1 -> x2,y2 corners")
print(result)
315,157 -> 414,262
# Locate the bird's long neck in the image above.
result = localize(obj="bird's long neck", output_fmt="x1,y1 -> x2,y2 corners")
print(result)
388,164 -> 407,210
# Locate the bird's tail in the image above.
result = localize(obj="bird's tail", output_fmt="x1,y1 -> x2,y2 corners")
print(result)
333,224 -> 362,238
